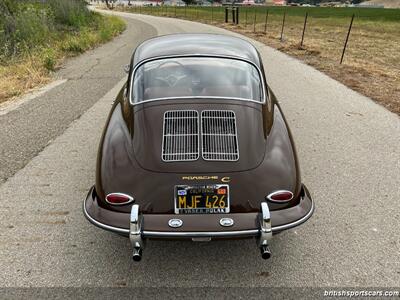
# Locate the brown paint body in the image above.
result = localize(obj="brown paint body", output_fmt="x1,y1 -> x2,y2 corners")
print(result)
84,34 -> 313,238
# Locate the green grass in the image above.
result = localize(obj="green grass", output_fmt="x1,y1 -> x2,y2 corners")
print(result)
123,5 -> 400,23
0,0 -> 126,61
0,0 -> 125,103
58,14 -> 125,54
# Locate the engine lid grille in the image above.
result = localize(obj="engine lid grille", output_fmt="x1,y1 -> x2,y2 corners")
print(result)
201,110 -> 239,161
162,110 -> 199,162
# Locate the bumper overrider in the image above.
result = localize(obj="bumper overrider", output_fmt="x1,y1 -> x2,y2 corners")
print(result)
83,185 -> 314,261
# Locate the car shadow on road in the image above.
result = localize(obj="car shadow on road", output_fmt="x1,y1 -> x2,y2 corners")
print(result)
81,227 -> 308,287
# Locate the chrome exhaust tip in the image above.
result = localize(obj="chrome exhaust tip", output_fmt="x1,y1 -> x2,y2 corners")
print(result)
258,202 -> 272,260
260,245 -> 271,260
130,204 -> 144,263
132,247 -> 142,262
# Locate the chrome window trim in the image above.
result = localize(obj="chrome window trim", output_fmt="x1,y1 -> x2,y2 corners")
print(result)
201,110 -> 239,162
83,196 -> 314,236
161,110 -> 200,162
129,54 -> 267,106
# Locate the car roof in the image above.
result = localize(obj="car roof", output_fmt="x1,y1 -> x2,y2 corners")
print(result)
132,33 -> 261,66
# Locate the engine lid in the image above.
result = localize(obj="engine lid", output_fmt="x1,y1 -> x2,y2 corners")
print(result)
132,100 -> 267,173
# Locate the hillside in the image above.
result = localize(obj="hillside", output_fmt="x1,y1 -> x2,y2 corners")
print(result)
287,0 -> 400,7
363,0 -> 400,8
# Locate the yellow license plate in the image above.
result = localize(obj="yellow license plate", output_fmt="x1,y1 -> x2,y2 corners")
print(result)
174,185 -> 230,214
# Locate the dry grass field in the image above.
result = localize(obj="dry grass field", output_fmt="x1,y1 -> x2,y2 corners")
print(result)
117,5 -> 400,115
224,15 -> 400,115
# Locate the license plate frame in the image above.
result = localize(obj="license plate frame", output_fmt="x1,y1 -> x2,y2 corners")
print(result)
174,184 -> 230,214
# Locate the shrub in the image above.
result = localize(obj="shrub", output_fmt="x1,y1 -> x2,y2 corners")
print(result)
42,48 -> 57,71
61,36 -> 86,53
0,0 -> 19,16
0,1 -> 53,59
99,15 -> 126,42
49,0 -> 93,28
0,0 -> 99,60
13,6 -> 53,50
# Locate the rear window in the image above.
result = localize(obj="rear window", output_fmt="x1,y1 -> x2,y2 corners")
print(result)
131,57 -> 263,103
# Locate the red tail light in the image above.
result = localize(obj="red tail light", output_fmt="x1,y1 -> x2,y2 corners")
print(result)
266,190 -> 293,203
105,193 -> 134,205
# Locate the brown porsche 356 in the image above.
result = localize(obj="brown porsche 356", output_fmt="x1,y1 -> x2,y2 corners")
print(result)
83,34 -> 314,261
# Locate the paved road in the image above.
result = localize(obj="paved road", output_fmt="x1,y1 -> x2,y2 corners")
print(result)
0,11 -> 399,290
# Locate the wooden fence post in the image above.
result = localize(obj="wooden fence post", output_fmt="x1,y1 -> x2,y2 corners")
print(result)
300,12 -> 308,47
280,10 -> 286,41
340,14 -> 355,64
264,9 -> 269,34
253,8 -> 257,32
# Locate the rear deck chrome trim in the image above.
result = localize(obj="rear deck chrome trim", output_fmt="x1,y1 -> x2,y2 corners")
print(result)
83,195 -> 314,237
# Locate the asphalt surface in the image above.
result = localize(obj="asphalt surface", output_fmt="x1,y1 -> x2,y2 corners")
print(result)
0,11 -> 399,291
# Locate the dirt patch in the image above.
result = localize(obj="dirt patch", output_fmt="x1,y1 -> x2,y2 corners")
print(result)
44,211 -> 70,216
38,220 -> 67,225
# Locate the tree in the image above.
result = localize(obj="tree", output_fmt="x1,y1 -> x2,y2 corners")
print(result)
182,0 -> 197,5
104,0 -> 113,9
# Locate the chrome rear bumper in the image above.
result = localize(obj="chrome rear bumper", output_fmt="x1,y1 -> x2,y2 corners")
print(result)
83,185 -> 314,261
83,185 -> 314,238
124,200 -> 276,261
